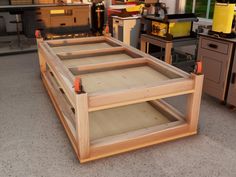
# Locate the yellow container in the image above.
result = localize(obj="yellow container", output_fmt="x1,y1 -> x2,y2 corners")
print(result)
151,21 -> 192,38
212,3 -> 235,34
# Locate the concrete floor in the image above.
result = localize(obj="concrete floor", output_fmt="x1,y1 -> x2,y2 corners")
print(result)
0,53 -> 236,177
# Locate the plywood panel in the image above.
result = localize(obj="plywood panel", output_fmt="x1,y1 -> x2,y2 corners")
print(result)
62,53 -> 134,68
52,42 -> 113,53
79,66 -> 170,93
89,102 -> 173,141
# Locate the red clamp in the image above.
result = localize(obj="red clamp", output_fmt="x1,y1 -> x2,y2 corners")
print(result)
195,61 -> 203,75
35,30 -> 41,39
74,77 -> 82,94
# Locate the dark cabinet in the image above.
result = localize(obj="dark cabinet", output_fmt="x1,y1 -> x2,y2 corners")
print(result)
227,57 -> 236,106
23,5 -> 90,37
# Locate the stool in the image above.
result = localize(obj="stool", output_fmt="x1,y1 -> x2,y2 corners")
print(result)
0,16 -> 6,35
9,10 -> 23,48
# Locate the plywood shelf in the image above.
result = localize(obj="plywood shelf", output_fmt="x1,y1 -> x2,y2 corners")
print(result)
37,35 -> 203,163
89,102 -> 178,141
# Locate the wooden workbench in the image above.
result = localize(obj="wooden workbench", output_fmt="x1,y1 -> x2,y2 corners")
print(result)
140,34 -> 197,64
37,35 -> 203,163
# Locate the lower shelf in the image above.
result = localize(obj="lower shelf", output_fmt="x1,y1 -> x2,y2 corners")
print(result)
42,70 -> 197,163
90,102 -> 176,141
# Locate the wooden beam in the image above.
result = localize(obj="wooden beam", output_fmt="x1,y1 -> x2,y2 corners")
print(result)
38,43 -> 76,107
41,72 -> 78,157
46,36 -> 106,46
149,99 -> 185,122
91,121 -> 185,149
75,93 -> 90,160
106,36 -> 190,78
57,46 -> 125,58
186,74 -> 204,132
88,78 -> 195,112
86,123 -> 191,163
69,58 -> 147,75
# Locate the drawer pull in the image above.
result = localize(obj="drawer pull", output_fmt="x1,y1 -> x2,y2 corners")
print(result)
37,19 -> 42,22
232,72 -> 236,84
208,43 -> 218,49
74,17 -> 77,23
60,23 -> 66,26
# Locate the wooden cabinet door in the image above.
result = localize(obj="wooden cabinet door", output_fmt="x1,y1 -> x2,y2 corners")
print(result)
227,57 -> 236,106
73,6 -> 90,27
197,36 -> 233,100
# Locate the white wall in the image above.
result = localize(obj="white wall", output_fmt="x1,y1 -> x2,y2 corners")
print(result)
160,0 -> 177,14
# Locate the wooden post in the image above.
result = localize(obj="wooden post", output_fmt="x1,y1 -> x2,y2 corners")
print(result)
38,52 -> 47,73
186,74 -> 204,132
165,43 -> 173,64
140,39 -> 146,53
37,38 -> 47,73
75,93 -> 90,159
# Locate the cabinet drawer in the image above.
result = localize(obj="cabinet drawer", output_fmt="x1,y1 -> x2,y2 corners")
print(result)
50,16 -> 73,27
113,19 -> 123,26
201,37 -> 230,55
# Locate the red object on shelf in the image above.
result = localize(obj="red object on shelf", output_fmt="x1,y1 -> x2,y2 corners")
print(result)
126,2 -> 137,5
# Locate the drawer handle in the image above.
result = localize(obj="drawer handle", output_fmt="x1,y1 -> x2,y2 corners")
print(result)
115,20 -> 119,23
60,23 -> 66,26
37,19 -> 42,22
36,12 -> 42,15
208,43 -> 218,49
232,72 -> 236,84
74,17 -> 77,23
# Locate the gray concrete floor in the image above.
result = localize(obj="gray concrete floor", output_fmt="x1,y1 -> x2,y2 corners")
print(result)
0,53 -> 236,177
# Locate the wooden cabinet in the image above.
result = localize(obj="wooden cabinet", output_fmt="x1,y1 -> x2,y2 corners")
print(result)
197,36 -> 233,100
227,56 -> 236,106
23,5 -> 90,37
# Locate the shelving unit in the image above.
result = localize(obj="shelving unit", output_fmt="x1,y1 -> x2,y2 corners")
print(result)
37,35 -> 203,163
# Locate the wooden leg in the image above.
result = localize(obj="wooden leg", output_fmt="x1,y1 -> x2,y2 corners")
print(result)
186,74 -> 204,132
38,52 -> 47,73
140,40 -> 146,53
37,38 -> 47,73
165,43 -> 173,64
147,43 -> 150,54
75,93 -> 90,160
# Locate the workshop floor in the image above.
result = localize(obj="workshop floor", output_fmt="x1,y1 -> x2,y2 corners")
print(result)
0,53 -> 236,177
0,35 -> 36,55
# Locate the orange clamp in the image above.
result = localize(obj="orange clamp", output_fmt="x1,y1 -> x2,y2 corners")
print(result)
35,30 -> 41,39
195,61 -> 203,75
74,77 -> 82,93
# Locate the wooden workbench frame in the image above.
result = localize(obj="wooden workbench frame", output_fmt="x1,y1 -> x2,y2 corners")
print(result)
37,36 -> 203,163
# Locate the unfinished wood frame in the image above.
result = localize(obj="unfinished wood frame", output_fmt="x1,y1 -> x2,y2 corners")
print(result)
37,35 -> 203,163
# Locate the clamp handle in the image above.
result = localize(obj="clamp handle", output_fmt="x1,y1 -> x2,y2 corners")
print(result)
195,61 -> 203,75
35,30 -> 42,39
74,77 -> 82,94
